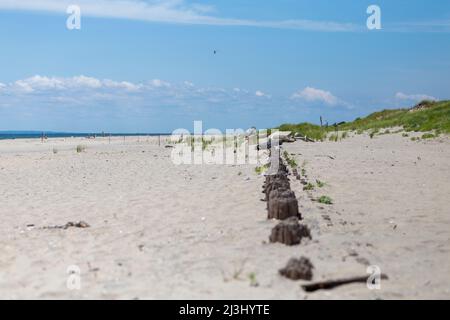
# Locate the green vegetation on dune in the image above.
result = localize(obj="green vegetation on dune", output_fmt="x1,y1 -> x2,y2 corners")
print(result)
278,123 -> 327,141
340,100 -> 450,134
276,100 -> 450,141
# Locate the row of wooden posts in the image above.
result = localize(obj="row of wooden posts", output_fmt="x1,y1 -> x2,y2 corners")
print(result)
262,149 -> 314,281
262,148 -> 388,291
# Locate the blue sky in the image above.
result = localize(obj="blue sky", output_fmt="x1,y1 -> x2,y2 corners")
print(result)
0,0 -> 449,133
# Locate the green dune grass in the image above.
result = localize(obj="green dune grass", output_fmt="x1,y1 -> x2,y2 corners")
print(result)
277,122 -> 328,141
276,100 -> 450,141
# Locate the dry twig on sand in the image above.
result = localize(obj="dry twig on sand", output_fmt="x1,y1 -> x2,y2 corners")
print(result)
302,274 -> 389,292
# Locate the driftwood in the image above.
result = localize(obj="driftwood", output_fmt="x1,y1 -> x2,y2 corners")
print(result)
270,131 -> 295,144
301,274 -> 389,292
314,154 -> 335,160
258,132 -> 295,150
295,134 -> 315,143
279,257 -> 314,281
42,221 -> 90,230
256,140 -> 271,151
270,217 -> 311,245
268,189 -> 299,220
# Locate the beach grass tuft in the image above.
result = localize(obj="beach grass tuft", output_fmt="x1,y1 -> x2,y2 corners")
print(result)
316,179 -> 325,188
303,183 -> 315,191
421,133 -> 437,139
248,272 -> 259,287
255,163 -> 270,175
283,151 -> 298,168
318,195 -> 333,205
76,145 -> 86,153
329,134 -> 339,142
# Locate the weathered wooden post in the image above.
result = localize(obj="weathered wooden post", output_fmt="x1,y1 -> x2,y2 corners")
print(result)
270,217 -> 311,245
279,257 -> 314,281
267,189 -> 299,220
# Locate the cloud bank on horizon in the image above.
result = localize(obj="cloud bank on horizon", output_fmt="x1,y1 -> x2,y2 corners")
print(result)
2,74 -> 435,104
0,71 -> 443,132
0,75 -> 331,104
0,74 -> 437,117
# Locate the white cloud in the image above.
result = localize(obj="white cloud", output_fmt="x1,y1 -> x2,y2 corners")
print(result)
395,92 -> 437,102
291,86 -> 338,106
255,90 -> 270,98
103,79 -> 142,91
15,75 -> 65,91
14,80 -> 35,93
9,75 -> 123,92
0,75 -> 276,111
150,79 -> 171,88
0,0 -> 358,32
70,75 -> 102,88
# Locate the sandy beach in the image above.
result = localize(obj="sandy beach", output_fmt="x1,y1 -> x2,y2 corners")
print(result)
0,133 -> 449,299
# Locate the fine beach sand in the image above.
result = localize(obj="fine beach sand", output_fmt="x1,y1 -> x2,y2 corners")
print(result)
0,133 -> 449,299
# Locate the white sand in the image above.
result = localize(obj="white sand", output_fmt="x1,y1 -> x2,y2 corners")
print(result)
0,133 -> 449,299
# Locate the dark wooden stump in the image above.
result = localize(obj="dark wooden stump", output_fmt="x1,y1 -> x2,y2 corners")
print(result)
279,257 -> 314,281
263,173 -> 288,189
263,174 -> 290,202
268,189 -> 299,220
270,217 -> 311,245
277,161 -> 288,175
